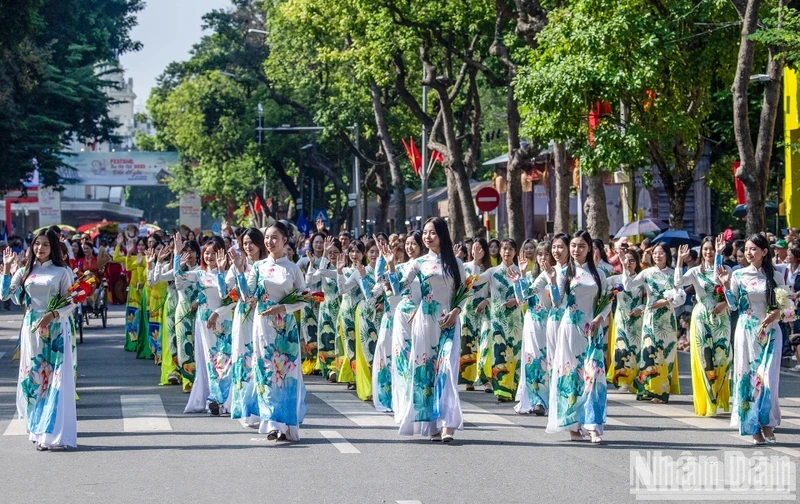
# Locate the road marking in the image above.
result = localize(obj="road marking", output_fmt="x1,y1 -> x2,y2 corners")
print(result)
396,501 -> 423,504
0,352 -> 5,361
120,394 -> 171,432
319,430 -> 360,454
2,418 -> 26,436
461,401 -> 517,429
313,392 -> 395,428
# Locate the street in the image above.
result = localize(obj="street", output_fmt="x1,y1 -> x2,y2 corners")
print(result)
1,306 -> 799,504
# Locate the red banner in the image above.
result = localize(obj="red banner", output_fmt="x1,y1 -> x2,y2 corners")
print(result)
733,161 -> 746,204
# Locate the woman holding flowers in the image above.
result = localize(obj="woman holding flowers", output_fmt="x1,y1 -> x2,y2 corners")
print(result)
147,244 -> 182,386
605,249 -> 645,392
622,242 -> 685,403
173,234 -> 234,416
508,240 -> 555,415
544,230 -> 610,444
1,229 -> 78,450
225,228 -> 266,425
237,221 -> 307,441
385,217 -> 466,442
113,234 -> 147,353
335,241 -> 367,389
674,236 -> 732,417
173,239 -> 201,392
307,237 -> 343,381
478,238 -> 524,402
717,234 -> 791,445
373,232 -> 425,412
460,238 -> 491,391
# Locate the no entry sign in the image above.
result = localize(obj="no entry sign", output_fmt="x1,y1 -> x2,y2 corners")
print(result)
475,186 -> 500,212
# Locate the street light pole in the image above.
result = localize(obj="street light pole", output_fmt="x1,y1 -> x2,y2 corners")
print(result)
420,70 -> 428,226
353,122 -> 361,237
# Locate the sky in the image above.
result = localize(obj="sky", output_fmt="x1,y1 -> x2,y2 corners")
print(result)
119,0 -> 232,113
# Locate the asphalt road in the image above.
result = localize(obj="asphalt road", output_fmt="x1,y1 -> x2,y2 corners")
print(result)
1,305 -> 799,504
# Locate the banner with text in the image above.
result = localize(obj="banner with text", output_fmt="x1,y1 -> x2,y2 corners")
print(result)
179,192 -> 202,232
38,187 -> 61,227
57,152 -> 179,186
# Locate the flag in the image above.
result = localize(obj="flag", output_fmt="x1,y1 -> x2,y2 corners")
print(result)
588,101 -> 612,147
733,161 -> 746,205
253,194 -> 263,213
431,150 -> 444,164
402,137 -> 422,176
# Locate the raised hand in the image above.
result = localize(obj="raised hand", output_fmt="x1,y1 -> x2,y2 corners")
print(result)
158,244 -> 172,261
323,235 -> 335,254
336,253 -> 346,274
215,248 -> 228,271
517,255 -> 527,276
716,265 -> 731,289
507,267 -> 520,284
180,251 -> 191,267
2,247 -> 15,274
454,244 -> 464,259
173,232 -> 184,255
542,261 -> 556,284
715,234 -> 726,255
228,250 -> 244,273
116,232 -> 124,247
145,248 -> 156,265
306,247 -> 314,262
378,241 -> 395,266
678,244 -> 690,263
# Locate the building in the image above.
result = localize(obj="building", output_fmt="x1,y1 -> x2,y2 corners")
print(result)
1,67 -> 145,237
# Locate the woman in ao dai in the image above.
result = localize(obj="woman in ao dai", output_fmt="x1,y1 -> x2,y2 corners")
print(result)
509,241 -> 554,415
717,234 -> 784,444
238,222 -> 307,441
622,243 -> 684,403
1,230 -> 77,450
605,249 -> 645,391
173,236 -> 234,415
385,217 -> 465,442
173,240 -> 202,391
545,231 -> 610,444
674,236 -> 732,417
334,242 -> 366,387
306,236 -> 342,381
145,245 -> 181,386
372,234 -> 424,412
225,228 -> 267,425
460,238 -> 492,390
352,240 -> 382,401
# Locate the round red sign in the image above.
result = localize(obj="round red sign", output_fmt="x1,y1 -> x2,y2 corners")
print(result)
475,187 -> 500,212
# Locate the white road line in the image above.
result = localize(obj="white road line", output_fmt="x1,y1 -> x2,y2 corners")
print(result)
319,430 -> 361,454
313,392 -> 395,427
396,501 -> 423,504
461,401 -> 518,429
2,418 -> 26,436
120,394 -> 171,432
0,352 -> 6,361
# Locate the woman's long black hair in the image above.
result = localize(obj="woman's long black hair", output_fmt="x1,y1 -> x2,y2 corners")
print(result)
563,230 -> 602,298
551,233 -> 570,264
747,233 -> 777,309
180,239 -> 201,271
243,227 -> 267,261
592,238 -> 609,263
473,237 -> 492,272
652,242 -> 672,269
21,229 -> 67,304
699,236 -> 714,275
426,217 -> 460,296
346,241 -> 366,267
407,231 -> 426,258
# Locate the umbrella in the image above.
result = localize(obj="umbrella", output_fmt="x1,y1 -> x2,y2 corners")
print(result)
652,230 -> 701,247
33,224 -> 77,234
614,218 -> 669,239
77,220 -> 119,239
732,202 -> 778,219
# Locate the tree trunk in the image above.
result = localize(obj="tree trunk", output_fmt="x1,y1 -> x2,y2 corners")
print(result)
730,0 -> 785,235
446,167 -> 465,241
505,86 -> 526,245
369,82 -> 406,230
553,142 -> 570,235
583,173 -> 609,242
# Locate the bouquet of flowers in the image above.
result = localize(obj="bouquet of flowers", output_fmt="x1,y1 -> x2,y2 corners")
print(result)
594,283 -> 621,319
714,285 -> 725,303
311,291 -> 325,303
466,274 -> 482,292
220,287 -> 239,307
33,272 -> 98,332
775,285 -> 797,323
258,288 -> 313,329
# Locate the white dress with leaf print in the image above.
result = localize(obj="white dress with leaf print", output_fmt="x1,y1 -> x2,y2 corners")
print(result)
513,271 -> 552,412
389,260 -> 422,423
1,261 -> 77,448
240,256 -> 307,440
390,252 -> 465,436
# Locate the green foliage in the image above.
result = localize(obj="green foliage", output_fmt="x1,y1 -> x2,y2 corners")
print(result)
0,0 -> 144,191
125,185 -> 180,228
751,5 -> 800,71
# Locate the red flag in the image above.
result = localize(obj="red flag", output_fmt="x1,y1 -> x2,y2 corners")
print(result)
431,150 -> 444,164
402,137 -> 422,176
253,195 -> 263,213
733,161 -> 746,204
588,101 -> 612,147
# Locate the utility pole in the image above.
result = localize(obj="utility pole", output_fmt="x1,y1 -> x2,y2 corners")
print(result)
353,123 -> 361,237
420,70 -> 429,226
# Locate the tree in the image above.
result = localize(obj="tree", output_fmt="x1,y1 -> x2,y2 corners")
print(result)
0,0 -> 144,190
731,1 -> 799,234
516,0 -> 739,237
